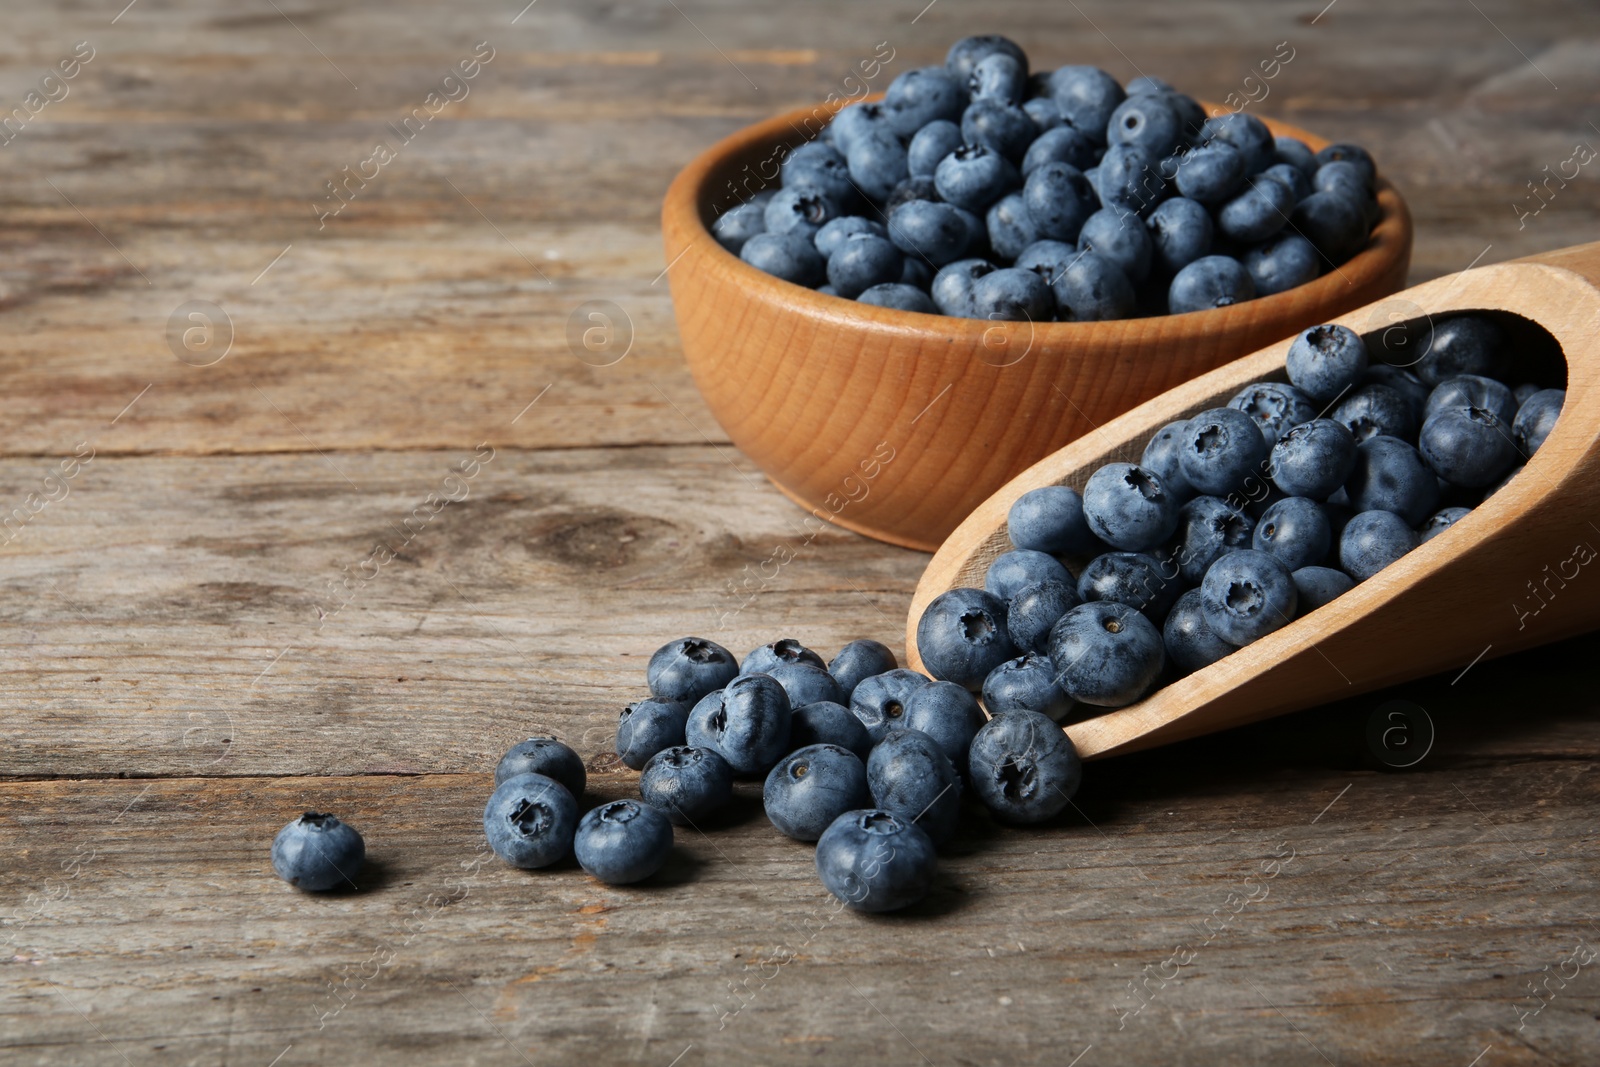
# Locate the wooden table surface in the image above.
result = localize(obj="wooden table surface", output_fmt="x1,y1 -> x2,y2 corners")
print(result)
3,2 -> 1597,1064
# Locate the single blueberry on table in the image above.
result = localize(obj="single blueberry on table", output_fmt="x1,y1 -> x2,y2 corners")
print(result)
741,638 -> 826,676
917,587 -> 1016,691
1049,66 -> 1125,145
615,700 -> 690,771
1007,578 -> 1082,658
1097,143 -> 1168,218
1216,174 -> 1294,244
1168,495 -> 1255,584
813,215 -> 886,259
827,233 -> 904,298
272,812 -> 366,891
851,668 -> 933,744
968,52 -> 1028,105
1162,588 -> 1235,675
638,745 -> 734,826
1146,197 -> 1214,276
967,709 -> 1083,824
983,652 -> 1074,722
867,728 -> 962,845
946,34 -> 1028,80
859,283 -> 939,313
648,636 -> 740,705
1287,323 -> 1370,406
764,744 -> 871,842
1022,161 -> 1097,242
685,673 -> 792,777
790,700 -> 874,760
574,800 -> 673,885
970,266 -> 1054,322
1291,565 -> 1356,611
1077,549 -> 1183,622
1287,190 -> 1368,264
961,99 -> 1039,163
495,737 -> 586,798
985,548 -> 1074,600
1269,418 -> 1358,500
1413,314 -> 1505,386
1252,496 -> 1332,572
1420,506 -> 1472,543
1180,406 -> 1270,497
764,187 -> 840,240
1007,484 -> 1100,556
1229,381 -> 1317,450
900,681 -> 987,773
1022,125 -> 1101,176
712,200 -> 768,255
1513,388 -> 1563,455
815,809 -> 938,912
1424,374 -> 1517,426
1107,93 -> 1184,159
763,661 -> 846,710
741,232 -> 826,287
908,118 -> 966,177
1141,420 -> 1197,502
1242,232 -> 1320,296
484,773 -> 579,869
1199,549 -> 1298,646
1082,462 -> 1181,552
884,66 -> 969,135
930,257 -> 997,317
1048,250 -> 1137,321
1340,509 -> 1418,580
887,199 -> 972,266
1078,207 -> 1154,284
1048,600 -> 1165,707
1346,435 -> 1441,526
1168,255 -> 1255,314
1418,406 -> 1520,489
828,639 -> 899,700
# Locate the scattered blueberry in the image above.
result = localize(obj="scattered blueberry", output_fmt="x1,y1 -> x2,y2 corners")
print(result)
648,636 -> 739,705
815,809 -> 938,912
484,773 -> 579,869
764,661 -> 847,709
574,800 -> 673,884
983,652 -> 1074,721
639,745 -> 734,826
741,638 -> 826,676
851,668 -> 933,743
494,737 -> 586,798
686,674 -> 792,776
900,681 -> 987,773
764,744 -> 871,842
867,729 -> 962,845
272,812 -> 365,891
616,700 -> 690,771
828,639 -> 899,699
790,700 -> 874,760
967,710 -> 1082,823
917,587 -> 1017,691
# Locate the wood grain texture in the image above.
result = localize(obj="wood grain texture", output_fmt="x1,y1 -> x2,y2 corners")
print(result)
3,0 -> 1599,1063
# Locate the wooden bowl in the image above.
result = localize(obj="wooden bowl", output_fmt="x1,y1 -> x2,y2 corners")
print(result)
906,242 -> 1600,759
662,97 -> 1413,552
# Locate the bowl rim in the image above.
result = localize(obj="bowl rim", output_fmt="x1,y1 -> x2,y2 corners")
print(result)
662,94 -> 1412,341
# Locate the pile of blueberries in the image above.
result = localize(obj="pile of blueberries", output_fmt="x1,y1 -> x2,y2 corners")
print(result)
917,314 -> 1565,711
715,33 -> 1381,319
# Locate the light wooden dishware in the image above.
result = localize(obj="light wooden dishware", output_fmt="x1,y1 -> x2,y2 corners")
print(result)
906,242 -> 1600,759
662,96 -> 1413,552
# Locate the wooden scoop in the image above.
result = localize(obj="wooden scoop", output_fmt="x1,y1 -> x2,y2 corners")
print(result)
906,242 -> 1600,760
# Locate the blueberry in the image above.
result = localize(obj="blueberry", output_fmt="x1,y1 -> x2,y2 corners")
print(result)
900,681 -> 987,773
1275,136 -> 1319,177
647,636 -> 739,705
968,52 -> 1027,105
1418,406 -> 1519,489
1022,125 -> 1101,176
1146,197 -> 1214,275
1262,161 -> 1313,203
900,255 -> 935,288
712,200 -> 768,255
1049,66 -> 1125,144
827,639 -> 898,700
1048,601 -> 1165,706
908,119 -> 965,177
685,674 -> 792,777
764,661 -> 847,709
917,587 -> 1016,691
1425,374 -> 1517,426
867,729 -> 962,845
1339,509 -> 1417,580
887,199 -> 972,266
1287,323 -> 1370,405
1217,174 -> 1294,244
985,548 -> 1074,600
1242,233 -> 1320,296
983,652 -> 1074,721
1125,75 -> 1176,96
1333,384 -> 1417,443
1107,93 -> 1183,158
638,745 -> 733,826
741,231 -> 826,287
1007,484 -> 1099,555
967,709 -> 1083,823
494,737 -> 586,797
1290,565 -> 1355,611
483,773 -> 579,869
886,175 -> 941,210
1252,496 -> 1331,571
1288,190 -> 1367,264
1078,207 -> 1154,284
741,637 -> 825,675
781,141 -> 859,208
859,283 -> 939,313
1363,364 -> 1432,424
814,215 -> 886,259
1420,506 -> 1472,543
1023,96 -> 1062,131
946,34 -> 1028,80
815,809 -> 938,912
1076,550 -> 1182,623
1315,143 -> 1377,188
1513,388 -> 1563,454
1180,407 -> 1269,496
930,257 -> 997,316
1169,255 -> 1255,313
1269,418 -> 1358,499
1006,578 -> 1082,658
984,192 -> 1041,261
574,800 -> 673,885
764,744 -> 871,842
829,101 -> 895,156
850,668 -> 933,743
764,187 -> 840,240
885,67 -> 969,135
1162,588 -> 1234,674
1414,314 -> 1505,386
615,700 -> 690,771
846,128 -> 910,203
933,143 -> 1018,213
1229,381 -> 1317,449
1200,112 -> 1275,174
1199,549 -> 1298,645
1168,495 -> 1254,584
824,232 -> 903,298
789,701 -> 874,760
1314,160 -> 1372,203
1174,142 -> 1246,205
1082,462 -> 1181,551
1097,143 -> 1168,218
1048,249 -> 1137,321
961,99 -> 1038,163
970,266 -> 1053,321
272,812 -> 365,891
1512,382 -> 1542,406
1346,435 -> 1440,525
